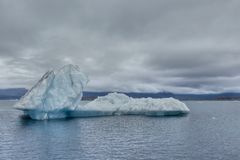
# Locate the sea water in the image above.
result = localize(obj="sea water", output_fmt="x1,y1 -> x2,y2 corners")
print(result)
0,100 -> 240,160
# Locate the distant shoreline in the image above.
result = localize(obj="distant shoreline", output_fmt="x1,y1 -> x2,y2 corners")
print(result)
1,88 -> 240,101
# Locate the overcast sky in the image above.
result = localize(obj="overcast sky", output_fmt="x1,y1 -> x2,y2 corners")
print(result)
0,0 -> 240,93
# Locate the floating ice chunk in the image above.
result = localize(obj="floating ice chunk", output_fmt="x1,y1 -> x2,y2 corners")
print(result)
15,65 -> 189,120
76,93 -> 190,117
15,64 -> 88,120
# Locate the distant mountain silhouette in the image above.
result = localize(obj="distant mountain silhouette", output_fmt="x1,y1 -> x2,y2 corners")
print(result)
0,88 -> 28,100
1,88 -> 240,100
83,91 -> 240,100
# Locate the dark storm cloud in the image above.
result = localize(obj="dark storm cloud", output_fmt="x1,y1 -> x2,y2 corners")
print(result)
0,0 -> 240,93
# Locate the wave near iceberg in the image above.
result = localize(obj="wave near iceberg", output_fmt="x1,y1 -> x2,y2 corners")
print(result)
15,65 -> 190,120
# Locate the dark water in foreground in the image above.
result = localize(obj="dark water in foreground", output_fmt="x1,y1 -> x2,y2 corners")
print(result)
1,100 -> 240,160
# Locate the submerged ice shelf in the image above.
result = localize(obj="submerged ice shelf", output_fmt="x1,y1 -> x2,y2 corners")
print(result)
15,65 -> 190,120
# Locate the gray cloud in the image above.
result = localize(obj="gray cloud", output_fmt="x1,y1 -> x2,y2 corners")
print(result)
0,0 -> 240,93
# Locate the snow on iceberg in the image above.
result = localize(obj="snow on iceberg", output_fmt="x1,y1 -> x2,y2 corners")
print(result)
15,64 -> 89,120
15,65 -> 189,120
75,93 -> 190,117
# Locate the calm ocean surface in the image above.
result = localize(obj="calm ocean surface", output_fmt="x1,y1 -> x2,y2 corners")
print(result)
0,100 -> 240,160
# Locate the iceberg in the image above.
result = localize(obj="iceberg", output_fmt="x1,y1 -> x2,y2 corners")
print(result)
15,65 -> 189,120
15,64 -> 89,120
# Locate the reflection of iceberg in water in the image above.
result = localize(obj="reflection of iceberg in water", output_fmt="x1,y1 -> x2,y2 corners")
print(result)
15,65 -> 190,120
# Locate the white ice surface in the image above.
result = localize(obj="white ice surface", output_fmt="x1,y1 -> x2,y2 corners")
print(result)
77,93 -> 190,116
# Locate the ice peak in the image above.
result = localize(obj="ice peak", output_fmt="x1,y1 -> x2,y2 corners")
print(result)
15,64 -> 89,119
